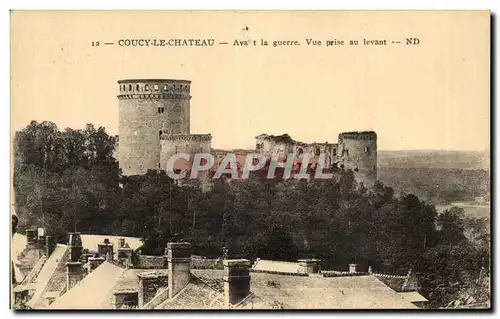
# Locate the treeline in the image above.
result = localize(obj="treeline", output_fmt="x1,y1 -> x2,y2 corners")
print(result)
378,167 -> 490,205
13,121 -> 490,308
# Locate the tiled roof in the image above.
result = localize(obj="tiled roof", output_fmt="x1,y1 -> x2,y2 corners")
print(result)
27,244 -> 69,309
190,269 -> 419,309
190,269 -> 224,292
46,261 -> 125,309
155,278 -> 224,310
372,273 -> 418,292
248,272 -> 418,309
252,260 -> 301,274
133,255 -> 165,269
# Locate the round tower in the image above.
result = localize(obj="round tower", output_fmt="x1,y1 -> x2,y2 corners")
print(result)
337,131 -> 377,188
118,79 -> 191,176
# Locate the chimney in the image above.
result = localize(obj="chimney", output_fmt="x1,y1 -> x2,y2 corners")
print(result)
223,259 -> 251,308
45,235 -> 56,257
26,229 -> 37,246
66,232 -> 84,290
349,263 -> 359,273
166,242 -> 192,299
137,271 -> 168,307
37,227 -> 45,241
87,256 -> 106,273
97,238 -> 114,261
117,240 -> 134,268
68,232 -> 83,262
298,259 -> 322,274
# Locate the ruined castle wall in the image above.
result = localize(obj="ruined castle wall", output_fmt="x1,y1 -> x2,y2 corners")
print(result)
159,134 -> 212,172
256,139 -> 294,161
337,131 -> 377,188
258,140 -> 338,168
118,79 -> 191,176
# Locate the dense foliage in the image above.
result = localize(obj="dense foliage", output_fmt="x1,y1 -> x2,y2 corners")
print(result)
13,121 -> 490,308
378,167 -> 490,204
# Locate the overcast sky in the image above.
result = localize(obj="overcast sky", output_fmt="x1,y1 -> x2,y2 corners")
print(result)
11,11 -> 490,151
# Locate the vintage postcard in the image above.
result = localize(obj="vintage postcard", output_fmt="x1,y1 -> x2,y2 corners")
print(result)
10,10 -> 490,310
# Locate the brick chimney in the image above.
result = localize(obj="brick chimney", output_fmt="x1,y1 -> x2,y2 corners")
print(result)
166,242 -> 192,299
298,259 -> 322,274
67,232 -> 84,291
349,263 -> 359,273
223,259 -> 251,308
97,238 -> 114,261
117,239 -> 133,267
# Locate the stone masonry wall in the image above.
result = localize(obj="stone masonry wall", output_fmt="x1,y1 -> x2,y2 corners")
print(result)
118,79 -> 191,176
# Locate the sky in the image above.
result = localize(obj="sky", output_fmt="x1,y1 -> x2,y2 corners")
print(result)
10,11 -> 490,151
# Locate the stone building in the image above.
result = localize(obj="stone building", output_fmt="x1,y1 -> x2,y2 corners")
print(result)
255,131 -> 377,188
117,78 -> 377,188
12,231 -> 428,310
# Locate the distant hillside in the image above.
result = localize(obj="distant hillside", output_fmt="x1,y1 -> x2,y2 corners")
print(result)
377,150 -> 490,205
378,150 -> 490,170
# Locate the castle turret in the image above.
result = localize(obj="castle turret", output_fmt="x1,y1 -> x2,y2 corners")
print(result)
337,131 -> 377,188
118,79 -> 192,176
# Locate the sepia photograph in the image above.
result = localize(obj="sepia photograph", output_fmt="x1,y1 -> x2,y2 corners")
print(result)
9,10 -> 491,310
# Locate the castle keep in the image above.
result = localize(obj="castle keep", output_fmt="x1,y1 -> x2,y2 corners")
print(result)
118,79 -> 212,176
118,78 -> 377,187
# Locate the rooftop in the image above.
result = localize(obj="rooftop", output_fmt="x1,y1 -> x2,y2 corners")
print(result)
46,262 -> 125,310
189,269 -> 419,309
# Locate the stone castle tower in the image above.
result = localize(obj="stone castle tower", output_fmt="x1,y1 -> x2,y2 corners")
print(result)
118,79 -> 211,176
337,131 -> 377,188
